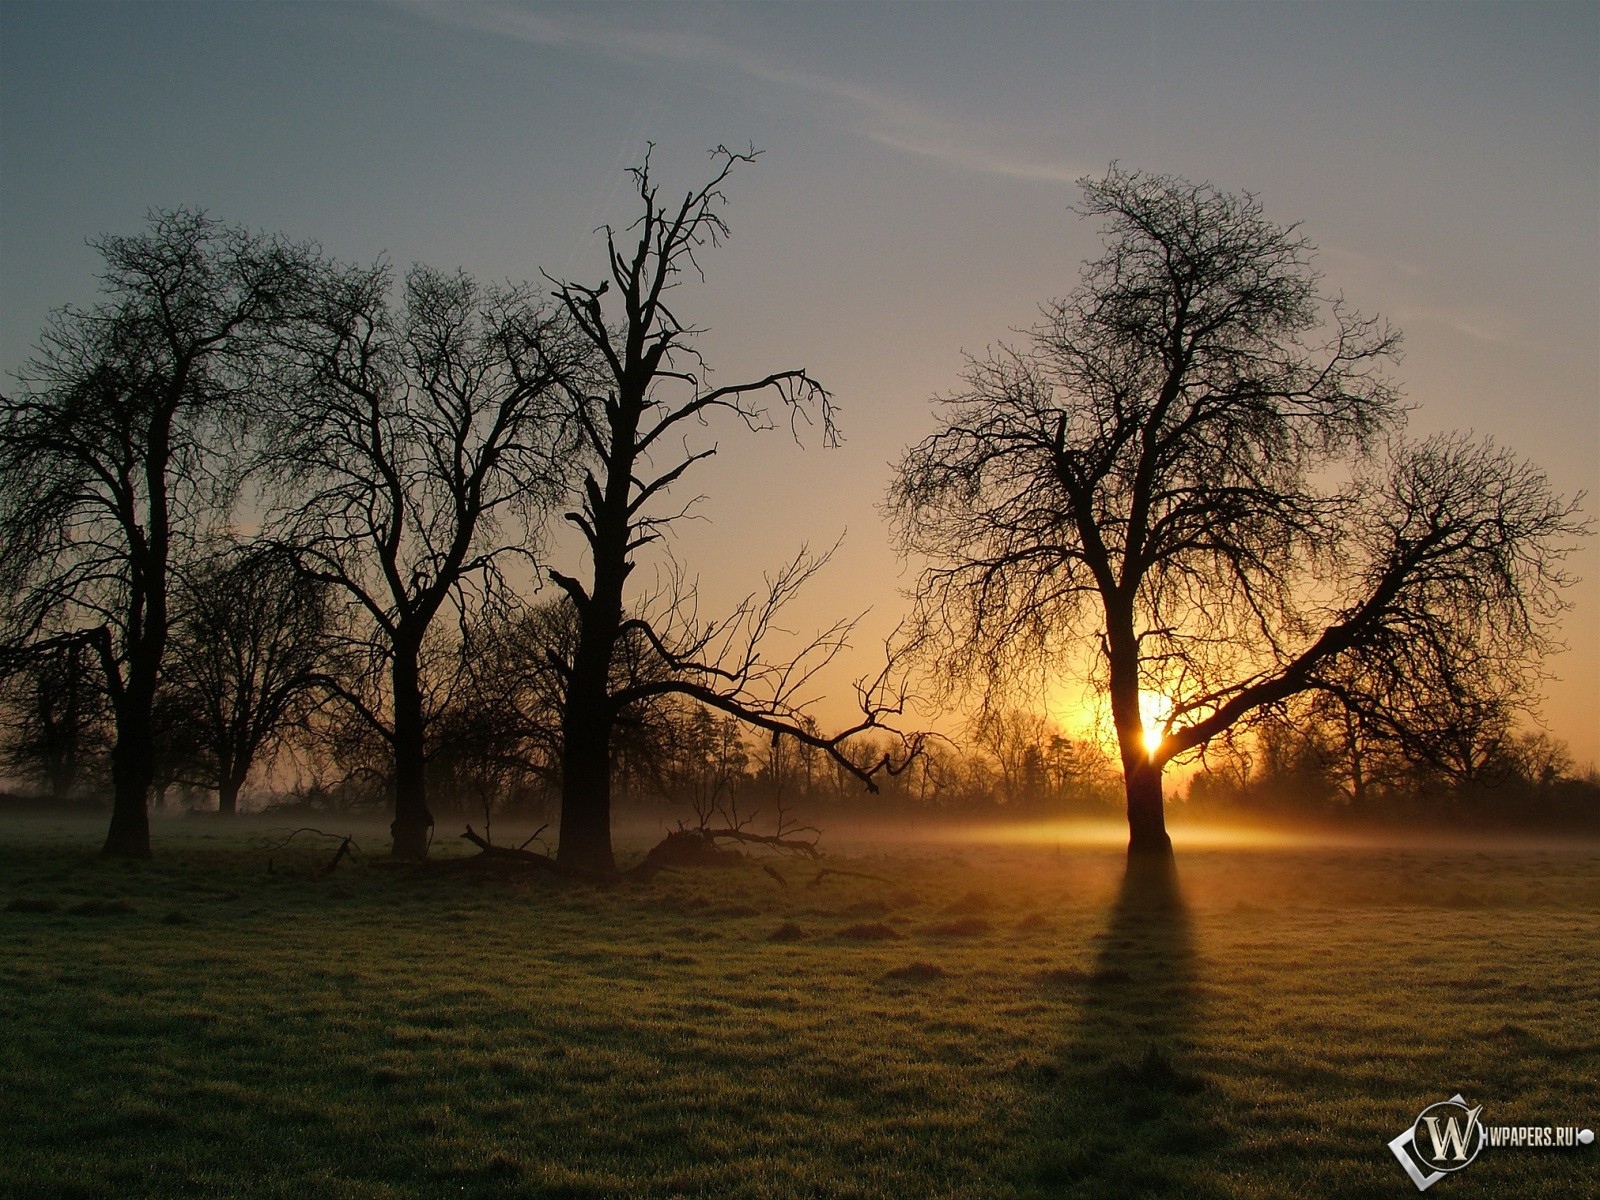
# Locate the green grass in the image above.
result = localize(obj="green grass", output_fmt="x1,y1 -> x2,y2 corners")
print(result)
0,816 -> 1596,1199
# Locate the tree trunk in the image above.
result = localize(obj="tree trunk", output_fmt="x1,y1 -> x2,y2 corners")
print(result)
390,644 -> 433,859
1341,709 -> 1368,813
218,777 -> 240,816
557,647 -> 617,874
1105,600 -> 1172,858
1124,760 -> 1172,857
103,709 -> 153,858
556,443 -> 632,874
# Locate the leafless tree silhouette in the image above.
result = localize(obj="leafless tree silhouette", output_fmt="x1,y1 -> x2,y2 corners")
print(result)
0,211 -> 314,855
547,146 -> 914,872
0,639 -> 110,801
265,263 -> 582,857
163,544 -> 338,814
892,168 -> 1587,855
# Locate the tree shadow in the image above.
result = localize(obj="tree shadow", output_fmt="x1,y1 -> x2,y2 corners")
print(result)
1018,854 -> 1225,1198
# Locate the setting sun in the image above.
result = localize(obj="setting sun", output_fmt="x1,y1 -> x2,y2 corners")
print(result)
1141,690 -> 1174,756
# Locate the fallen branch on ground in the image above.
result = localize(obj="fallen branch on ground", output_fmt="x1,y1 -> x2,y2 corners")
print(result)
641,823 -> 823,869
703,827 -> 822,858
449,827 -> 664,883
440,824 -> 822,886
259,828 -> 361,877
518,824 -> 550,852
320,835 -> 356,877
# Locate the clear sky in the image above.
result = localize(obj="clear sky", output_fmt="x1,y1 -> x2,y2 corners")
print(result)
2,1 -> 1596,765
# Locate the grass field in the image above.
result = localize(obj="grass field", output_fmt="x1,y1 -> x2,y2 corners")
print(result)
0,815 -> 1595,1199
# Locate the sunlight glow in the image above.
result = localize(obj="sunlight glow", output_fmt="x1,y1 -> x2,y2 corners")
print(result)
1140,690 -> 1174,757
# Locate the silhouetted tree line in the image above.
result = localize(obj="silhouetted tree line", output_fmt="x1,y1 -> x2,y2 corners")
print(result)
0,150 -> 918,863
610,701 -> 1127,820
0,154 -> 1588,862
1183,694 -> 1599,828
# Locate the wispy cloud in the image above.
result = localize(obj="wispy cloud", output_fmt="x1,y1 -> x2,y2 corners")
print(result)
403,1 -> 1087,183
1321,248 -> 1523,345
1391,305 -> 1522,346
1323,245 -> 1426,281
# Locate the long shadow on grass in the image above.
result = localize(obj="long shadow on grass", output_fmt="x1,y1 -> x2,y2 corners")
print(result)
1018,853 -> 1224,1199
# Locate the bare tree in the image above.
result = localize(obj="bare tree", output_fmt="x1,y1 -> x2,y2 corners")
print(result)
265,263 -> 580,857
969,707 -> 1055,807
0,640 -> 110,801
891,168 -> 1587,856
0,211 -> 313,856
546,146 -> 913,873
641,702 -> 751,822
163,544 -> 337,814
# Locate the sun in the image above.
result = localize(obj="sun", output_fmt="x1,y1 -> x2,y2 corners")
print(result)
1140,690 -> 1174,757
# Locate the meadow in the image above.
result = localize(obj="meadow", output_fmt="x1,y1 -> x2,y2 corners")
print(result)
0,815 -> 1595,1199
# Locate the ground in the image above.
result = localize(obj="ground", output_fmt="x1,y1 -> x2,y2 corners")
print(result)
0,815 -> 1595,1199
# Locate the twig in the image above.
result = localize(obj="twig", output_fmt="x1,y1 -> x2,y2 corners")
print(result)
518,823 -> 550,852
319,835 -> 356,877
260,827 -> 361,877
261,826 -> 356,853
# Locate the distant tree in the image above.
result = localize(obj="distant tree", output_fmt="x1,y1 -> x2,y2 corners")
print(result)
640,702 -> 752,824
146,681 -> 210,811
0,640 -> 110,800
266,264 -> 580,857
969,708 -> 1054,807
1499,731 -> 1574,793
1038,732 -> 1122,814
0,211 -> 313,855
546,146 -> 912,873
751,714 -> 824,806
461,599 -> 576,796
891,168 -> 1587,857
163,545 -> 337,814
1184,704 -> 1591,829
425,688 -> 549,843
418,599 -> 601,839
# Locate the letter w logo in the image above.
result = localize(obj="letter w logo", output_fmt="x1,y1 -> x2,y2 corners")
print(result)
1423,1106 -> 1483,1161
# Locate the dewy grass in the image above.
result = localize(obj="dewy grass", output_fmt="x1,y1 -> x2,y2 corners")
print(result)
0,816 -> 1596,1198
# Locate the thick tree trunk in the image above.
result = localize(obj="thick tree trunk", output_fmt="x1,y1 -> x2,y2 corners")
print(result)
390,645 -> 434,859
1105,599 -> 1173,858
557,700 -> 615,873
103,708 -> 153,858
556,434 -> 633,873
557,629 -> 617,873
1124,760 -> 1172,857
218,777 -> 240,816
214,745 -> 243,815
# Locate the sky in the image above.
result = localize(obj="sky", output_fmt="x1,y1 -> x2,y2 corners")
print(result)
2,1 -> 1596,766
